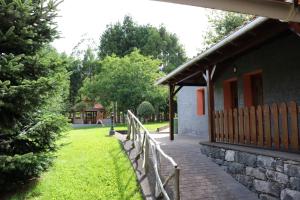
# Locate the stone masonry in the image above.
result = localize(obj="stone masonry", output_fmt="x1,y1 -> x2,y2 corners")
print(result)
201,144 -> 300,200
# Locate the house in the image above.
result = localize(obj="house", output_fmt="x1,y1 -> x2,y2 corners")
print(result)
157,17 -> 300,147
157,17 -> 300,199
72,103 -> 105,124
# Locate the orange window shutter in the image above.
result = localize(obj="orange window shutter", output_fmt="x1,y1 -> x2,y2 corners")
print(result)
197,89 -> 205,116
243,75 -> 252,107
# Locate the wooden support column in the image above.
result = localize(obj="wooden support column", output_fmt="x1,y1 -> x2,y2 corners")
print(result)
169,84 -> 175,140
206,68 -> 215,142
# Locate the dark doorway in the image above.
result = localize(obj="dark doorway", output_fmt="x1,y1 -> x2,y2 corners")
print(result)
223,78 -> 238,110
230,80 -> 238,108
251,73 -> 263,106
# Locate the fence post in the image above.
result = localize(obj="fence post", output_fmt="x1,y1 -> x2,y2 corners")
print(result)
143,135 -> 149,174
126,115 -> 131,140
131,118 -> 135,148
174,167 -> 180,200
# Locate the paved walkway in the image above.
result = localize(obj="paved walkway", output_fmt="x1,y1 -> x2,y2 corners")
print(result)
152,134 -> 259,200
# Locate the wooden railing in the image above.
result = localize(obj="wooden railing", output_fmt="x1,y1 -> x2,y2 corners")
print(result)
127,110 -> 180,200
213,101 -> 300,152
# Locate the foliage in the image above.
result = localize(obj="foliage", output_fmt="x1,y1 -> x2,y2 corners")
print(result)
72,101 -> 88,112
137,101 -> 155,120
39,47 -> 71,114
202,11 -> 252,50
98,15 -> 187,73
9,127 -> 143,200
0,0 -> 68,191
81,50 -> 168,114
68,48 -> 99,107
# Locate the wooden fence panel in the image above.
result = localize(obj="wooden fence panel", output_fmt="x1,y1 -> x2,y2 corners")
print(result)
280,103 -> 289,151
233,109 -> 239,144
244,107 -> 250,145
220,111 -> 224,142
257,106 -> 264,147
214,101 -> 300,153
250,106 -> 257,145
271,103 -> 280,150
238,108 -> 244,144
288,101 -> 299,151
224,110 -> 228,142
263,105 -> 272,148
228,109 -> 234,143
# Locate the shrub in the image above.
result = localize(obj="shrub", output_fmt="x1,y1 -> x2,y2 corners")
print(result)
137,101 -> 155,122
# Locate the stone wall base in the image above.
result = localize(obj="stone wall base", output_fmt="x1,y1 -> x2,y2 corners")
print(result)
200,143 -> 300,200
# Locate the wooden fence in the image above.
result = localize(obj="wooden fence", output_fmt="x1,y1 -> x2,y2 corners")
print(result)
213,101 -> 300,152
127,110 -> 180,200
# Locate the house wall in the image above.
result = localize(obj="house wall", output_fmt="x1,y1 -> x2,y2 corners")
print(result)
177,87 -> 208,139
214,32 -> 300,111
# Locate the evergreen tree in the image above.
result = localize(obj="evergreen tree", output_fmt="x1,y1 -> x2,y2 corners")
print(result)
0,0 -> 68,190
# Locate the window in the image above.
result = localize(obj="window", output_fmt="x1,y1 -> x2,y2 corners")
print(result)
223,78 -> 238,110
197,88 -> 205,116
243,70 -> 263,107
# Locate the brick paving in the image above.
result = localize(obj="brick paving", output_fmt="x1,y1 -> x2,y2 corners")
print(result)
152,134 -> 259,200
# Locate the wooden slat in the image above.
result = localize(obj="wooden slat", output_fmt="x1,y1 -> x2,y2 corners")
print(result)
280,103 -> 289,151
263,105 -> 272,148
250,106 -> 257,145
238,108 -> 244,144
215,112 -> 220,142
220,111 -> 224,142
271,103 -> 280,150
233,109 -> 239,144
288,101 -> 299,151
257,106 -> 264,147
244,107 -> 250,145
228,109 -> 234,143
224,110 -> 228,142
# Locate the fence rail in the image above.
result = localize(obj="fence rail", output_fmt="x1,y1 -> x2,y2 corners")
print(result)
127,110 -> 180,200
213,101 -> 300,152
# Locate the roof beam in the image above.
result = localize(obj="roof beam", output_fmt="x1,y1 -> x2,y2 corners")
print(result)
175,70 -> 204,85
153,0 -> 300,22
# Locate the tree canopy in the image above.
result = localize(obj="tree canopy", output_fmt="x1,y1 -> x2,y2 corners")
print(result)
202,11 -> 252,50
98,15 -> 187,73
80,50 -> 167,113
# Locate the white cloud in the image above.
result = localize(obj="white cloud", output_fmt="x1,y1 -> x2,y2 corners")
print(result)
52,0 -> 210,58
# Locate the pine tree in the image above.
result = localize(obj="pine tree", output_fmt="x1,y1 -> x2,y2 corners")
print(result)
0,0 -> 68,191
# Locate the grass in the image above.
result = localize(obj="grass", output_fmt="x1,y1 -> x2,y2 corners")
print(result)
10,122 -> 166,200
115,121 -> 168,132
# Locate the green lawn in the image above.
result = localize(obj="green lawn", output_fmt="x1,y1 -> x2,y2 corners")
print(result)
10,122 -> 166,200
115,121 -> 168,132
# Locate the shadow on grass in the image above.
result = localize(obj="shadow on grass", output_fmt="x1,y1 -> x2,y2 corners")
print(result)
1,178 -> 40,200
109,142 -> 143,200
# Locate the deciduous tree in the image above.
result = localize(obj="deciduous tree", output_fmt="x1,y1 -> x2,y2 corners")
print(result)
202,11 -> 252,50
81,50 -> 167,115
98,15 -> 187,73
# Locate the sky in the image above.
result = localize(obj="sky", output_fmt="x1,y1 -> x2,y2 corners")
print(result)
52,0 -> 211,58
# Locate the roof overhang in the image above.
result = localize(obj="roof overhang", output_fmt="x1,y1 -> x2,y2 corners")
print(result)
153,0 -> 300,22
156,17 -> 291,86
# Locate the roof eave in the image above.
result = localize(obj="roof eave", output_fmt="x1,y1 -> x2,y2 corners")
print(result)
156,17 -> 269,85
